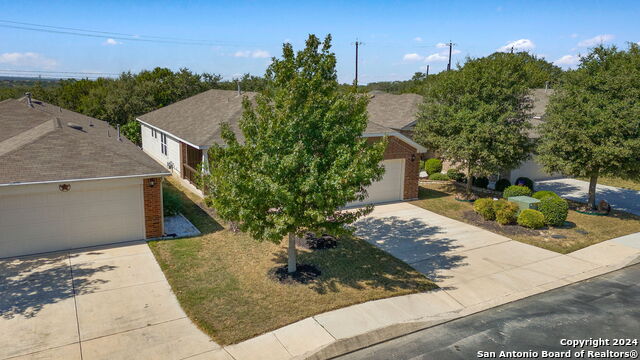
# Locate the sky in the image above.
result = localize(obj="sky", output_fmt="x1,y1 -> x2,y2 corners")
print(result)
1,0 -> 639,84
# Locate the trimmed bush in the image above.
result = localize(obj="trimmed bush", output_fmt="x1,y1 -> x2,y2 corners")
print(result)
424,158 -> 443,175
428,173 -> 450,181
473,198 -> 495,220
473,176 -> 489,189
538,196 -> 569,226
517,209 -> 545,229
163,188 -> 182,216
494,199 -> 519,225
494,178 -> 511,192
503,185 -> 533,198
532,190 -> 560,200
447,169 -> 466,182
515,176 -> 535,191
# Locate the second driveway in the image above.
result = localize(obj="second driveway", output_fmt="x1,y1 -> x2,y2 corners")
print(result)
353,202 -> 608,307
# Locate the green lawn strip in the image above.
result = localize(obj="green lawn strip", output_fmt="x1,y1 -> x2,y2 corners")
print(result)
576,176 -> 640,192
149,178 -> 436,345
411,183 -> 640,254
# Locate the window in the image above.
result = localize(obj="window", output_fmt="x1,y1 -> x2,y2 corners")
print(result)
152,128 -> 157,138
160,133 -> 168,155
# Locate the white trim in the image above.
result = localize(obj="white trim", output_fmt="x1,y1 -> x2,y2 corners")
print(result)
0,172 -> 171,187
362,132 -> 428,153
137,118 -> 210,150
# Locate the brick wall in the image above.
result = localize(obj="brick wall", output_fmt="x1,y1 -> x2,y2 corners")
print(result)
143,177 -> 163,238
367,136 -> 420,200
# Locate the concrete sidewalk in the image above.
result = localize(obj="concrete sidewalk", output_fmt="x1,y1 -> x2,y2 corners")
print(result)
223,203 -> 640,360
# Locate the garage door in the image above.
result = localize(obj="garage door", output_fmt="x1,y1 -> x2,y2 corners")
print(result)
0,178 -> 146,258
348,159 -> 405,207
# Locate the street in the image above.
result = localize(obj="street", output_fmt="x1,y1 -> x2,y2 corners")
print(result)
337,264 -> 640,360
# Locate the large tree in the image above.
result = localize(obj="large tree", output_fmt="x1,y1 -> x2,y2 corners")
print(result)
537,44 -> 640,209
415,52 -> 534,193
204,34 -> 386,273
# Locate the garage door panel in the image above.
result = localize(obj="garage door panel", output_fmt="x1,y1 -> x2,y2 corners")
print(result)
348,159 -> 405,207
0,181 -> 145,258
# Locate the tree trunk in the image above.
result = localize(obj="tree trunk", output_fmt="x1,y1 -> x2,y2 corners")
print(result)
466,164 -> 473,195
288,233 -> 297,273
588,171 -> 599,210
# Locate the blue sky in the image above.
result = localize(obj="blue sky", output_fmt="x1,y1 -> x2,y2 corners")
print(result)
1,0 -> 639,84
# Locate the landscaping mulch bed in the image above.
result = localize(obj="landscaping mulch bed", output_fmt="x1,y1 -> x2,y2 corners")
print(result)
268,264 -> 322,285
461,210 -> 541,237
295,233 -> 338,250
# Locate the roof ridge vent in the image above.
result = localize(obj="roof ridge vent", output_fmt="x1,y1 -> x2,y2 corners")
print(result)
67,122 -> 83,131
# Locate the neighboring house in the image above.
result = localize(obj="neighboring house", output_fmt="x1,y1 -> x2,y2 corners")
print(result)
137,89 -> 427,206
0,96 -> 170,258
501,88 -> 559,183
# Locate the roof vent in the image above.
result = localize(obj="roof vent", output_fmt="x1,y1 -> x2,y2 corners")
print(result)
25,92 -> 33,107
54,117 -> 63,129
67,122 -> 83,131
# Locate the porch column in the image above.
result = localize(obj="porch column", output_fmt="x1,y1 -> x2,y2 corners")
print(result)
201,150 -> 210,175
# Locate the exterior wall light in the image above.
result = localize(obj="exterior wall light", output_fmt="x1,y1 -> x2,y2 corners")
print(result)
59,184 -> 71,192
411,154 -> 416,162
148,178 -> 157,187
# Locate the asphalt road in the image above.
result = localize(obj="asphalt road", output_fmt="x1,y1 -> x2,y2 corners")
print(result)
337,264 -> 640,360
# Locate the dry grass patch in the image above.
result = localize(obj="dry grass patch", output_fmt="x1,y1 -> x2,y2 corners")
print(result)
411,183 -> 640,254
577,176 -> 640,191
149,179 -> 436,345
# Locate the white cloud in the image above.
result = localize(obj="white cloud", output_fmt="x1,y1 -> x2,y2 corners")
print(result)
233,49 -> 271,58
0,52 -> 57,68
570,33 -> 578,38
554,54 -> 580,66
578,34 -> 614,47
436,42 -> 448,48
414,37 -> 423,42
498,39 -> 535,52
403,53 -> 423,62
425,53 -> 448,62
103,38 -> 121,46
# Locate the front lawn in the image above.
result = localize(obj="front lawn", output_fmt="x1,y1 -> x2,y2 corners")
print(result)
149,178 -> 436,345
411,183 -> 640,254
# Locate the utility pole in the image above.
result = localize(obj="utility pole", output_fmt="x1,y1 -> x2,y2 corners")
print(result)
446,41 -> 455,71
352,39 -> 364,87
425,65 -> 429,78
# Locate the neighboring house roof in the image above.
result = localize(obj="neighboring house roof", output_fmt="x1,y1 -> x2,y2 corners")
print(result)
366,91 -> 423,130
0,98 -> 169,186
137,89 -> 426,152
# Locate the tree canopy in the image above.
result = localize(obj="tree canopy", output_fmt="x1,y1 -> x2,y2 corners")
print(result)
204,34 -> 386,273
537,44 -> 640,208
415,52 -> 535,192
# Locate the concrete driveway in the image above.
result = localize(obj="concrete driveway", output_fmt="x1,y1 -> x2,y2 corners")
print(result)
536,178 -> 640,215
0,241 -> 229,360
353,203 -> 608,307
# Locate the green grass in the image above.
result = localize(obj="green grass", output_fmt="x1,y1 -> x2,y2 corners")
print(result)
577,176 -> 640,191
149,178 -> 436,345
411,183 -> 640,254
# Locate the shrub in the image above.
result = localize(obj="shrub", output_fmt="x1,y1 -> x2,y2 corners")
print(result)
163,188 -> 182,216
532,190 -> 560,200
503,185 -> 533,198
428,173 -> 450,181
494,199 -> 519,225
447,169 -> 466,182
494,178 -> 511,192
538,196 -> 569,226
515,176 -> 535,191
473,198 -> 495,220
473,176 -> 489,189
517,209 -> 545,229
424,158 -> 443,175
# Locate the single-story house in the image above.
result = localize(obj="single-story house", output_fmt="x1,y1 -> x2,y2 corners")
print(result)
137,89 -> 427,207
500,88 -> 559,183
0,95 -> 169,258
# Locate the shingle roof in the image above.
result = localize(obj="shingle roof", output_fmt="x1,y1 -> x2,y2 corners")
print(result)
138,89 -> 423,147
0,98 -> 169,185
528,88 -> 554,138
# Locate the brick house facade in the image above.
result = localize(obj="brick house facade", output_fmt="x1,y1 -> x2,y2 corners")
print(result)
143,177 -> 164,238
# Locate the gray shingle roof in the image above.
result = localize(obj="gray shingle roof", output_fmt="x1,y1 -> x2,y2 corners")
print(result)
528,88 -> 554,138
138,89 -> 423,147
0,98 -> 169,185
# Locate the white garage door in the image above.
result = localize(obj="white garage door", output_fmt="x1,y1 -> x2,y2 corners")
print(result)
348,159 -> 405,207
0,178 -> 146,258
